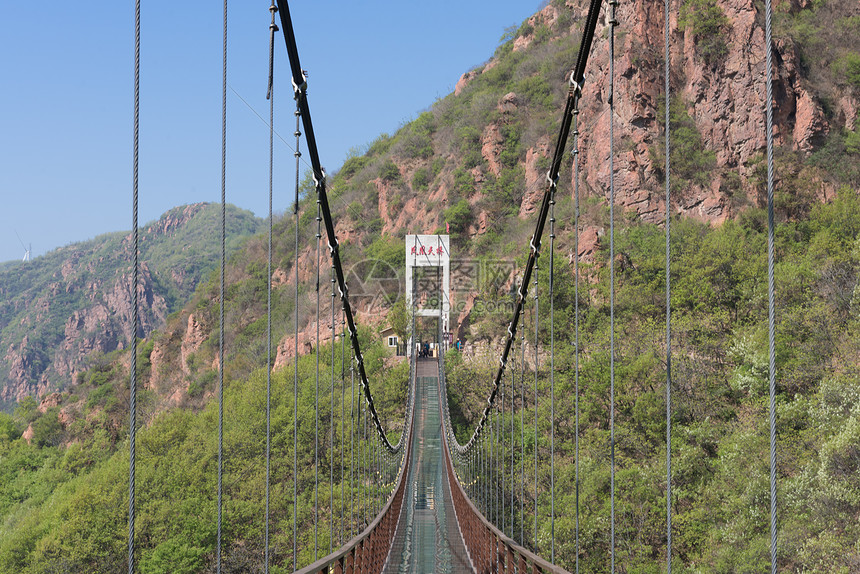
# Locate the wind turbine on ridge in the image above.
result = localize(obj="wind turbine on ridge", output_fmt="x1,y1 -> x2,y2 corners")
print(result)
15,230 -> 31,262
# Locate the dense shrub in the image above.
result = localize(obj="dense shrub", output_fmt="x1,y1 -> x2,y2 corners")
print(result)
679,0 -> 730,66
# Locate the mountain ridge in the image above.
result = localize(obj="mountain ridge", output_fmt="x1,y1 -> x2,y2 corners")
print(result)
0,202 -> 263,407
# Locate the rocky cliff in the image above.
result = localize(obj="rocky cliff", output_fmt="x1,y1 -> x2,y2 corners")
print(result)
0,203 -> 263,405
454,0 -> 856,225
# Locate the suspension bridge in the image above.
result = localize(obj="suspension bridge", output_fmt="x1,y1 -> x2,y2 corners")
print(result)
123,0 -> 785,572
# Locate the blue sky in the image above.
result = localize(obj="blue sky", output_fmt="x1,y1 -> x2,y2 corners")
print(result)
0,1 -> 543,264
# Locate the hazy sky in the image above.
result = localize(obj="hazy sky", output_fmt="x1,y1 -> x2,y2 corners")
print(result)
0,2 -> 544,264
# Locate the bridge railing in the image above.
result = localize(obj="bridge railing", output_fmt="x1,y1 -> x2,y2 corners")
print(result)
438,356 -> 569,574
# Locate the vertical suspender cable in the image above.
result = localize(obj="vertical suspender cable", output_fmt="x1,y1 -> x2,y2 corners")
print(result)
359,383 -> 364,524
127,2 -> 140,571
534,261 -> 539,551
481,427 -> 486,514
314,199 -> 321,560
664,0 -> 673,571
373,435 -> 382,516
291,94 -> 301,573
217,1 -> 227,571
364,393 -> 369,524
501,364 -> 505,533
573,103 -> 581,574
609,1 -> 618,572
264,5 -> 277,572
510,340 -> 515,537
490,391 -> 495,525
341,310 -> 346,543
765,0 -> 778,570
549,183 -> 556,563
330,264 -> 336,553
520,307 -> 526,546
350,358 -> 355,536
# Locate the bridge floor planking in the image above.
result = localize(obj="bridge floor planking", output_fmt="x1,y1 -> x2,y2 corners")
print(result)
383,359 -> 474,574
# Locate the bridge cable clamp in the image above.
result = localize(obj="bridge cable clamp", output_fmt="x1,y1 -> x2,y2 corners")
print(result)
312,169 -> 326,190
546,170 -> 559,188
291,71 -> 308,99
569,72 -> 584,97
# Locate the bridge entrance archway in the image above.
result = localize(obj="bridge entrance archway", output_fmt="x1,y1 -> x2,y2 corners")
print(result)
406,234 -> 450,360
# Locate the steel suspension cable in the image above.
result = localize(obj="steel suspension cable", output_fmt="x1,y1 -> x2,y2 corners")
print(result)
664,0 -> 673,571
314,198 -> 321,560
610,1 -> 619,570
216,1 -> 227,571
534,260 -> 539,551
264,5 -> 277,572
340,309 -> 346,544
490,389 -> 496,526
500,364 -> 505,533
510,338 -> 515,538
330,263 -> 336,553
765,0 -> 778,570
549,182 -> 557,563
609,0 -> 618,574
291,91 -> 301,573
127,1 -> 140,570
573,103 -> 582,574
520,306 -> 526,546
274,2 -> 408,454
350,358 -> 355,537
363,393 -> 369,524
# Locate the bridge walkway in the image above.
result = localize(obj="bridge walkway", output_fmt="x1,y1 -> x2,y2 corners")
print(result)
383,358 -> 474,574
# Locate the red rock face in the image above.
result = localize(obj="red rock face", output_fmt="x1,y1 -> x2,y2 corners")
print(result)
494,0 -> 833,226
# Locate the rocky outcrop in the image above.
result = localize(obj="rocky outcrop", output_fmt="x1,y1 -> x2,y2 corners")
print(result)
0,204 -> 260,404
513,4 -> 562,53
520,136 -> 553,218
179,314 -> 206,376
465,0 -> 837,224
481,124 -> 505,177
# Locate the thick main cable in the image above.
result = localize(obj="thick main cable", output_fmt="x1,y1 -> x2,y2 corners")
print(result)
439,0 -> 604,453
275,1 -> 405,453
